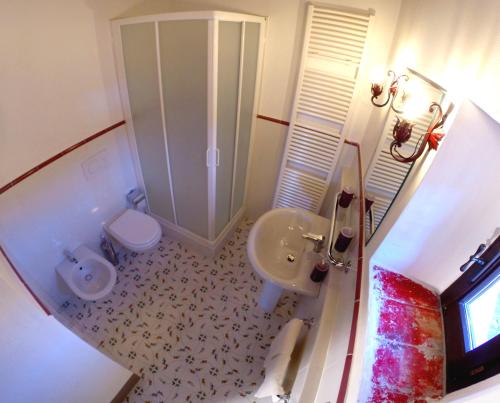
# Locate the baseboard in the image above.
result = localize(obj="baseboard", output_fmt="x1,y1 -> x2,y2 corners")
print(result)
110,373 -> 141,403
212,207 -> 246,256
150,209 -> 245,257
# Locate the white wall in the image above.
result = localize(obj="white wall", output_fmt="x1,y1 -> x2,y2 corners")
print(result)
360,0 -> 500,173
0,0 -> 143,311
371,100 -> 500,292
0,251 -> 43,313
443,374 -> 500,403
0,129 -> 136,311
389,0 -> 500,122
0,0 -> 400,310
0,0 -> 142,185
0,255 -> 133,403
347,0 -> 500,402
361,0 -> 500,293
245,119 -> 288,218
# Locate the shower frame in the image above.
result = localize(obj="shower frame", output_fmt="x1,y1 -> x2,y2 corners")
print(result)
112,11 -> 266,255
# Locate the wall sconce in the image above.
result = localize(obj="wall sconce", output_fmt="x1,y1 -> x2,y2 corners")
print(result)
370,70 -> 409,113
390,102 -> 454,163
370,69 -> 454,164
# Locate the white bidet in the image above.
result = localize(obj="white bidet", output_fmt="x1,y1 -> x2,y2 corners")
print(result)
56,245 -> 117,301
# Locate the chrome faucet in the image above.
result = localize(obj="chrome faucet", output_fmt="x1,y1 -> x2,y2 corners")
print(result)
64,249 -> 78,264
302,233 -> 326,253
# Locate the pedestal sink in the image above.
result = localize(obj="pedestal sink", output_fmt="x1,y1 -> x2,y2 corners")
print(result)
247,208 -> 330,311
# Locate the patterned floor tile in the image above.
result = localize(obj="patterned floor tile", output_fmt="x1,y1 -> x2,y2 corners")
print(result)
56,220 -> 298,402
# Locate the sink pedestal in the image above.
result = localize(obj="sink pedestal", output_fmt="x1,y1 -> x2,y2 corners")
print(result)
247,207 -> 328,306
259,281 -> 283,312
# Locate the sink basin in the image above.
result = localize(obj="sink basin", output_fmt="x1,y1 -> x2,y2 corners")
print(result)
56,245 -> 117,301
247,208 -> 330,310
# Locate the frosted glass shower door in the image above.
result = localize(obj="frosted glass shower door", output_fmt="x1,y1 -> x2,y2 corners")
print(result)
121,23 -> 175,222
215,21 -> 241,237
231,22 -> 260,218
116,12 -> 264,249
215,21 -> 261,237
159,20 -> 209,238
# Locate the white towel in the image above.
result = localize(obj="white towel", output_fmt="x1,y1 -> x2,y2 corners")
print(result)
255,318 -> 303,399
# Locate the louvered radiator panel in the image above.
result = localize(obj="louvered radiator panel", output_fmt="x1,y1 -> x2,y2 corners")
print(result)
287,124 -> 341,174
273,4 -> 372,211
308,8 -> 369,64
365,194 -> 392,236
298,70 -> 355,125
275,168 -> 326,211
366,150 -> 412,197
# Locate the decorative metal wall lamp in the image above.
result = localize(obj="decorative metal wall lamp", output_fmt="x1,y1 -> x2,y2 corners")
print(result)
370,69 -> 454,163
390,101 -> 454,163
370,70 -> 409,113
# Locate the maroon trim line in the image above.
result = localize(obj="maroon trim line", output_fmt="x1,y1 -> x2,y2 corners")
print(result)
1,246 -> 51,315
347,301 -> 360,354
0,120 -> 126,315
256,114 -> 290,126
336,355 -> 353,403
336,140 -> 365,403
0,120 -> 126,195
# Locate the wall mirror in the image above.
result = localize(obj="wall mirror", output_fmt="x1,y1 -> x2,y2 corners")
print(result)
364,68 -> 447,243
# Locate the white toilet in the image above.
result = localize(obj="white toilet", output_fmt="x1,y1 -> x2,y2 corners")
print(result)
104,209 -> 162,253
104,190 -> 162,253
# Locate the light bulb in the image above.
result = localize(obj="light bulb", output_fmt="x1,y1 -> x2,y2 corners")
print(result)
370,66 -> 385,85
402,84 -> 428,121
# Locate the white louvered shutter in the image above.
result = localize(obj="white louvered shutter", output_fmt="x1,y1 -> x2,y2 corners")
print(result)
365,73 -> 445,232
273,4 -> 373,212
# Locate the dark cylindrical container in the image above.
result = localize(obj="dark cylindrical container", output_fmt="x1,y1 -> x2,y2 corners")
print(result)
334,226 -> 354,253
310,259 -> 329,283
338,186 -> 354,208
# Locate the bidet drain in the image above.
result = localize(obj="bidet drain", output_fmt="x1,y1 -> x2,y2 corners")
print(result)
287,254 -> 295,262
84,274 -> 93,281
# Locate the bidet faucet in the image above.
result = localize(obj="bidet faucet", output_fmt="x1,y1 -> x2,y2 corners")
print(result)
302,233 -> 325,253
64,250 -> 78,264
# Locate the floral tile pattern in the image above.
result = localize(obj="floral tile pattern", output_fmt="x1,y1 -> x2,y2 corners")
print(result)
56,220 -> 298,402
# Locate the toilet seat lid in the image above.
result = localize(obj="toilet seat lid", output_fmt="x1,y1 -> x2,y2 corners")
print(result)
108,209 -> 161,247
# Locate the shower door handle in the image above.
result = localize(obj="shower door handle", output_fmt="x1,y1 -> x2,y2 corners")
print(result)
206,148 -> 220,167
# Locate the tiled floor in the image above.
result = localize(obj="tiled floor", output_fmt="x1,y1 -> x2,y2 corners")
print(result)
56,220 -> 299,402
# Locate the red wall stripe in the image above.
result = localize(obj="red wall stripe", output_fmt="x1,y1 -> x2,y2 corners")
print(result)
0,120 -> 126,195
336,354 -> 353,403
336,140 -> 365,403
0,120 -> 126,315
256,114 -> 290,126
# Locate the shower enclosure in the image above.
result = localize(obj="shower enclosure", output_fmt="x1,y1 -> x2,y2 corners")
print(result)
112,11 -> 265,253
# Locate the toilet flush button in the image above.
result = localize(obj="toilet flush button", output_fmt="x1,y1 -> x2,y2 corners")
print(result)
81,150 -> 109,180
